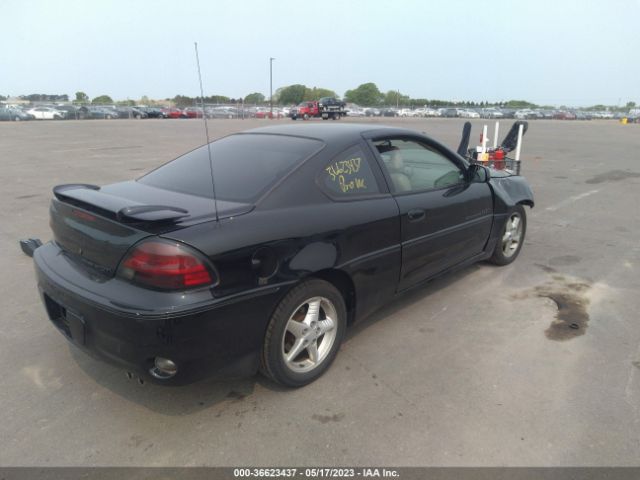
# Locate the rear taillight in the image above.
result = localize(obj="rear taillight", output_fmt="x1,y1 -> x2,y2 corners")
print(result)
118,240 -> 217,290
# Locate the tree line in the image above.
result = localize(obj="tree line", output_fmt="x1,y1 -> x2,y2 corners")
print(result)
2,86 -> 636,111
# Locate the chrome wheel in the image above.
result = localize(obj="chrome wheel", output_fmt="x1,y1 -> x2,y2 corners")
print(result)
281,296 -> 337,373
502,212 -> 523,258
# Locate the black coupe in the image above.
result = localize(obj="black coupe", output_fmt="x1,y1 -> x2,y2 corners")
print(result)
32,124 -> 534,387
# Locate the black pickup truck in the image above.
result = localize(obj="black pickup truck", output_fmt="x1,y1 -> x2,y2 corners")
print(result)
318,97 -> 347,119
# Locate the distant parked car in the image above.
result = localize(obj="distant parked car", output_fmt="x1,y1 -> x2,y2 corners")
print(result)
255,109 -> 282,119
86,107 -> 119,119
460,109 -> 480,118
0,106 -> 32,121
481,108 -> 504,119
439,108 -> 459,118
574,111 -> 592,120
110,106 -> 148,119
50,105 -> 87,120
398,108 -> 417,117
380,108 -> 398,117
182,107 -> 204,119
552,111 -> 576,120
412,107 -> 438,117
26,106 -> 66,120
161,108 -> 183,119
364,108 -> 381,117
346,107 -> 365,117
138,107 -> 164,118
515,109 -> 537,119
206,106 -> 236,119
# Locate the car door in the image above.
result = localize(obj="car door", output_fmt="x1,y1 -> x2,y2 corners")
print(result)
315,141 -> 401,320
369,136 -> 493,291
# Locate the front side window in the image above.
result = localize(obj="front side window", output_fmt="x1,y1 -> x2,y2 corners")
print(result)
373,138 -> 464,193
320,145 -> 380,198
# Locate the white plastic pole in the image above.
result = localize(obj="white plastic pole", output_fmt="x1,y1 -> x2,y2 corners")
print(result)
515,124 -> 524,161
481,124 -> 488,153
493,121 -> 499,149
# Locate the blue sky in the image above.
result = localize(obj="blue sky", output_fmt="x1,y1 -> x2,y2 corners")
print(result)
3,0 -> 639,106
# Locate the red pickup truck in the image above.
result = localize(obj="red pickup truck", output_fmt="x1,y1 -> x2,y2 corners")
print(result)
290,97 -> 346,120
290,101 -> 319,120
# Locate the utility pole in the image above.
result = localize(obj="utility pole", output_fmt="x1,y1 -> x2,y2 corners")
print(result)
270,57 -> 275,118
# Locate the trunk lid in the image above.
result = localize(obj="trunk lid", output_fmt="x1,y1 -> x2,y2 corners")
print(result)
50,181 -> 252,275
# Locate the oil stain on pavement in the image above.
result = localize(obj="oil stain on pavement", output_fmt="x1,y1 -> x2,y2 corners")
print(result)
513,274 -> 592,341
586,170 -> 640,184
312,412 -> 345,423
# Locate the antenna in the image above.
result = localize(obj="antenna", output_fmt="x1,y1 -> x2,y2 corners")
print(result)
194,41 -> 219,222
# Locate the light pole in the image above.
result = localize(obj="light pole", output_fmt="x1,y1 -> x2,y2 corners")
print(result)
270,57 -> 275,118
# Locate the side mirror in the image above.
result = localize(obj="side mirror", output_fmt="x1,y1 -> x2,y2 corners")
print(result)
468,163 -> 490,183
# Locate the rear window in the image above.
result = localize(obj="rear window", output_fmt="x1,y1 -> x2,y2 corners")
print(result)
139,134 -> 323,203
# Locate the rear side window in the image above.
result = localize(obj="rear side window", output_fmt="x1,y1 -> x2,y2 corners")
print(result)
320,145 -> 380,198
139,134 -> 323,203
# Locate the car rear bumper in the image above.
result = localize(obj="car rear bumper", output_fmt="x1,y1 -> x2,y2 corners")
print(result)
34,242 -> 287,385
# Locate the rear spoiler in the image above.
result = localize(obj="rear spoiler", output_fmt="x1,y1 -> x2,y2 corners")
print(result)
53,184 -> 189,222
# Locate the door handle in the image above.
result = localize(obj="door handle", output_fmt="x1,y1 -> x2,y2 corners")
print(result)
407,209 -> 426,222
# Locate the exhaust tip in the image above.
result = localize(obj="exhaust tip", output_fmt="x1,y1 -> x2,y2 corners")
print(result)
149,357 -> 178,380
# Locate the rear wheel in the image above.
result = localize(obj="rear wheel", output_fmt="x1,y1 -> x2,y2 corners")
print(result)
489,205 -> 527,265
261,279 -> 346,387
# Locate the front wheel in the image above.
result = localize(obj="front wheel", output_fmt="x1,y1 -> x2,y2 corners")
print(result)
488,205 -> 527,265
261,279 -> 346,387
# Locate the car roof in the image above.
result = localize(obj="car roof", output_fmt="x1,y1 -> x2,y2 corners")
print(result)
243,123 -> 420,145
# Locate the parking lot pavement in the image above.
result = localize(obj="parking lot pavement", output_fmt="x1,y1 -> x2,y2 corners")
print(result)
1,118 -> 639,466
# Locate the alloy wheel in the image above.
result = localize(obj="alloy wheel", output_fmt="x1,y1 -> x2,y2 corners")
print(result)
281,297 -> 337,373
502,212 -> 523,258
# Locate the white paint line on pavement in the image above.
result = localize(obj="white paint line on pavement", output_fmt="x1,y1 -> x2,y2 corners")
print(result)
545,189 -> 600,212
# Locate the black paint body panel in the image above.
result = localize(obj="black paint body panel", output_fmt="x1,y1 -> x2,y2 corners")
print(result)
33,124 -> 534,384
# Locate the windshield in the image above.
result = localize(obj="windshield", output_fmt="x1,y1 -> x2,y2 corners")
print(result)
139,133 -> 324,203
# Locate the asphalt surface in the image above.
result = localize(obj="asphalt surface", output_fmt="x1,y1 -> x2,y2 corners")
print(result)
1,117 -> 639,466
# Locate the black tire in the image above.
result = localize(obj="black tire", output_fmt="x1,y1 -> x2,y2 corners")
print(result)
14,116 -> 21,122
488,205 -> 527,266
260,279 -> 347,387
303,113 -> 309,120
